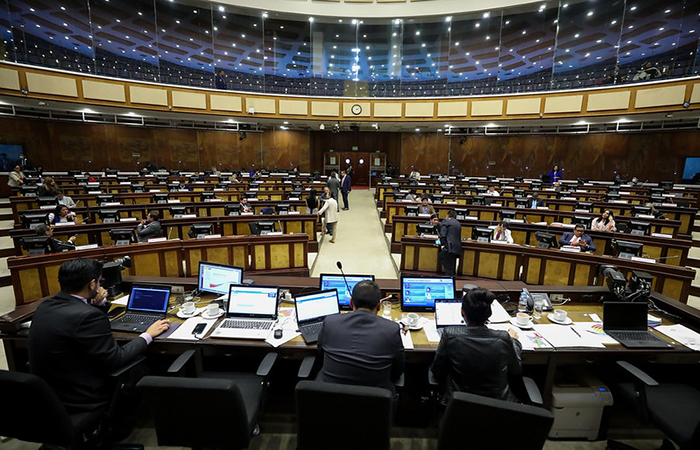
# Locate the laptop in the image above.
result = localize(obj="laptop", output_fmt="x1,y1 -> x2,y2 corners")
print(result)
210,285 -> 279,340
294,289 -> 340,344
319,274 -> 375,310
435,299 -> 465,335
603,302 -> 672,348
110,285 -> 171,333
401,275 -> 455,312
198,261 -> 243,298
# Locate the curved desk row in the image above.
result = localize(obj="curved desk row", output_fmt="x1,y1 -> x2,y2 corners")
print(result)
400,236 -> 695,303
8,234 -> 310,305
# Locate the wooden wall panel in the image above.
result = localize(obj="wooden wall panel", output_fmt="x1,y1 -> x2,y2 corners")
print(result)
400,133 -> 450,174
261,129 -> 310,171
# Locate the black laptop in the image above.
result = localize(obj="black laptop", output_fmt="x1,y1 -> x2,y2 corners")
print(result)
110,285 -> 171,333
294,289 -> 340,344
603,302 -> 672,348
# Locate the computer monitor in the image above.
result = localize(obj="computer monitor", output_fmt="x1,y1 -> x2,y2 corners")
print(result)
393,193 -> 406,201
156,175 -> 169,184
249,221 -> 276,235
169,205 -> 191,218
628,221 -> 651,236
556,191 -> 572,199
648,187 -> 664,197
20,236 -> 51,255
514,198 -> 529,209
95,194 -> 116,205
74,175 -> 88,184
167,182 -> 180,192
68,169 -> 82,176
472,195 -> 486,206
109,228 -> 136,246
244,191 -> 258,199
416,223 -> 438,236
292,182 -> 304,191
605,193 -> 621,202
287,191 -> 302,201
577,177 -> 589,184
99,209 -> 120,223
607,186 -> 621,194
472,227 -> 492,243
153,193 -> 169,204
198,262 -> 243,296
498,180 -> 509,188
201,192 -> 216,202
530,181 -> 542,190
659,181 -> 673,190
319,274 -> 375,309
486,175 -> 496,181
631,206 -> 652,217
649,195 -> 665,205
276,204 -> 290,215
105,169 -> 118,176
131,184 -> 145,193
431,194 -> 444,204
404,205 -> 419,216
514,176 -> 524,183
117,176 -> 129,183
248,182 -> 260,190
499,210 -> 516,221
468,178 -> 478,186
20,213 -> 49,230
475,187 -> 487,195
225,204 -> 242,216
430,174 -> 440,180
535,231 -> 558,249
575,201 -> 593,212
513,189 -> 525,198
19,185 -> 38,196
454,208 -> 469,220
572,216 -> 593,229
188,223 -> 214,239
615,240 -> 643,259
401,275 -> 455,312
37,196 -> 58,207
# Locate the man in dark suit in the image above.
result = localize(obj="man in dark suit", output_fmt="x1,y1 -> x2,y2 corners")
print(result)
438,209 -> 463,277
528,192 -> 545,209
558,224 -> 596,252
35,224 -> 76,253
316,280 -> 404,395
136,211 -> 162,242
340,170 -> 351,210
16,152 -> 33,171
28,258 -> 169,414
327,171 -> 341,211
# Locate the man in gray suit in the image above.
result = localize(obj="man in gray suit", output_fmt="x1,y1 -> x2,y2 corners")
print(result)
136,211 -> 162,242
327,172 -> 341,211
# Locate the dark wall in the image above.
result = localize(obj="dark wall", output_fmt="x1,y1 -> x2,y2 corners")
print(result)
0,117 -> 696,182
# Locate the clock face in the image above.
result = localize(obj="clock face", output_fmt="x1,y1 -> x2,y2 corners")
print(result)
351,104 -> 362,115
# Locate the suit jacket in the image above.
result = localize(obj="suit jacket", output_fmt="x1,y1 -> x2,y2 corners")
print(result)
439,218 -> 463,256
49,237 -> 75,253
559,231 -> 596,252
317,309 -> 405,395
28,291 -> 149,413
419,204 -> 436,215
136,220 -> 162,242
431,325 -> 522,403
327,177 -> 340,197
529,197 -> 545,208
341,174 -> 352,193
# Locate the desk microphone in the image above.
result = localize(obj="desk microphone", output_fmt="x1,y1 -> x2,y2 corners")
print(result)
336,261 -> 352,297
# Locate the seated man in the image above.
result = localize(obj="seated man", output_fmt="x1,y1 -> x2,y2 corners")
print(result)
491,221 -> 514,244
425,213 -> 441,228
317,280 -> 404,396
430,288 -> 522,404
240,197 -> 254,213
528,192 -> 545,209
55,190 -> 77,208
136,211 -> 162,242
419,196 -> 436,215
558,224 -> 596,252
28,258 -> 170,414
35,224 -> 76,253
484,186 -> 500,197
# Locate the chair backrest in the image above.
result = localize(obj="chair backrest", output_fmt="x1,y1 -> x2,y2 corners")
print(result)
0,370 -> 76,446
136,376 -> 252,449
438,391 -> 554,450
295,380 -> 393,450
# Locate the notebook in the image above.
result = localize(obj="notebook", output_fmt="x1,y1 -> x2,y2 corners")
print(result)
319,274 -> 375,310
110,285 -> 171,333
603,302 -> 672,348
210,285 -> 279,340
434,298 -> 465,334
294,289 -> 340,344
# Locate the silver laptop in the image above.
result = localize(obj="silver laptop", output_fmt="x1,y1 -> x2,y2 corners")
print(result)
295,289 -> 340,344
211,285 -> 279,340
435,298 -> 465,335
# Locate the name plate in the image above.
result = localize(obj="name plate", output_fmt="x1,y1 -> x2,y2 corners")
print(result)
181,214 -> 197,218
399,190 -> 409,193
631,256 -> 656,264
574,209 -> 589,213
537,206 -> 549,210
121,217 -> 137,222
489,240 -> 509,245
636,214 -> 655,219
54,222 -> 76,226
560,245 -> 581,253
214,189 -> 225,192
149,189 -> 161,192
561,223 -> 575,228
249,188 -> 259,191
490,203 -> 502,207
102,202 -> 121,206
651,233 -> 672,238
421,234 -> 439,239
75,244 -> 99,251
88,191 -> 101,194
247,198 -> 259,201
241,212 -> 254,215
288,211 -> 300,214
203,234 -> 222,239
205,198 -> 222,202
445,201 -> 458,204
266,231 -> 283,236
119,181 -> 131,185
40,205 -> 55,209
167,199 -> 181,203
661,203 -> 676,207
561,197 -> 577,201
148,237 -> 167,243
508,219 -> 524,223
462,215 -> 478,220
610,200 -> 628,204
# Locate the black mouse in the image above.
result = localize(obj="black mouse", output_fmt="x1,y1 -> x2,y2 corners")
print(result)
274,329 -> 283,339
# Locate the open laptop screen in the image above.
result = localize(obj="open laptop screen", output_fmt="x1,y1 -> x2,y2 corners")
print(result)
198,262 -> 243,295
603,302 -> 648,331
227,285 -> 278,318
128,285 -> 171,313
295,289 -> 340,322
401,276 -> 455,311
319,274 -> 375,308
435,299 -> 465,327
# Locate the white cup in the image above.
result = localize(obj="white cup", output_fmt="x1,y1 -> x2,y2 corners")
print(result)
180,301 -> 195,315
407,312 -> 420,327
552,309 -> 568,322
205,303 -> 219,317
516,312 -> 530,326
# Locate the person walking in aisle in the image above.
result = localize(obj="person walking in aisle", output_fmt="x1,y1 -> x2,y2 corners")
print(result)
318,193 -> 339,244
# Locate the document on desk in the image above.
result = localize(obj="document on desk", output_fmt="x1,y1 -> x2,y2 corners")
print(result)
167,317 -> 217,341
488,324 -> 553,350
655,324 -> 700,351
533,324 -> 605,348
400,330 -> 414,349
488,300 -> 511,323
573,322 -> 618,345
423,321 -> 441,342
265,308 -> 301,348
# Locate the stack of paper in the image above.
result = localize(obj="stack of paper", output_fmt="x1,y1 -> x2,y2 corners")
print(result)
655,324 -> 700,351
533,324 -> 605,348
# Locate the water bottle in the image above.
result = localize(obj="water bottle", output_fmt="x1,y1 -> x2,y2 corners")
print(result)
518,290 -> 528,313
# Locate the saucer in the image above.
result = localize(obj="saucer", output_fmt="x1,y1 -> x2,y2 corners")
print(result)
176,309 -> 199,319
509,317 -> 534,329
408,324 -> 423,331
547,313 -> 573,325
201,308 -> 224,319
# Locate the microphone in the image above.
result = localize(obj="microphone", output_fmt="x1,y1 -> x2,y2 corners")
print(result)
336,261 -> 352,298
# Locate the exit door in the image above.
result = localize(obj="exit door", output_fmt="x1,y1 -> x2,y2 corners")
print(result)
339,152 -> 369,187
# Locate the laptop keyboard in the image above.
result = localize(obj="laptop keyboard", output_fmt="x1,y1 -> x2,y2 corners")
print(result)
113,313 -> 159,325
611,331 -> 663,341
221,319 -> 273,330
301,322 -> 323,335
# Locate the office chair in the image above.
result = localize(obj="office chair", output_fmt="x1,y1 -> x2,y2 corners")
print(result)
295,380 -> 393,450
438,391 -> 554,450
607,361 -> 700,450
0,368 -> 143,450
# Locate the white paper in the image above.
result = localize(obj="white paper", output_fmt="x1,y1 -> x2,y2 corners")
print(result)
488,323 -> 553,350
533,324 -> 605,348
655,324 -> 700,351
168,317 -> 217,340
572,322 -> 618,345
423,321 -> 441,342
111,295 -> 129,306
400,329 -> 414,349
488,300 -> 511,323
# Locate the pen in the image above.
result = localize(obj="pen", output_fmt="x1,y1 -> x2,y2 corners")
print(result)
571,327 -> 582,338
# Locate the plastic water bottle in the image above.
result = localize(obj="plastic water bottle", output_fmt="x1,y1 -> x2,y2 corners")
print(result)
518,290 -> 529,313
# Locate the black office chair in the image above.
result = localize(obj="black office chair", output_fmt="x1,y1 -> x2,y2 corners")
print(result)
438,391 -> 554,450
295,380 -> 393,450
0,368 -> 143,450
607,361 -> 700,450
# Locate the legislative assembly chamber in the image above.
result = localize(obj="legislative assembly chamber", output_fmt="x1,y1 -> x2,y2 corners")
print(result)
1,0 -> 700,449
